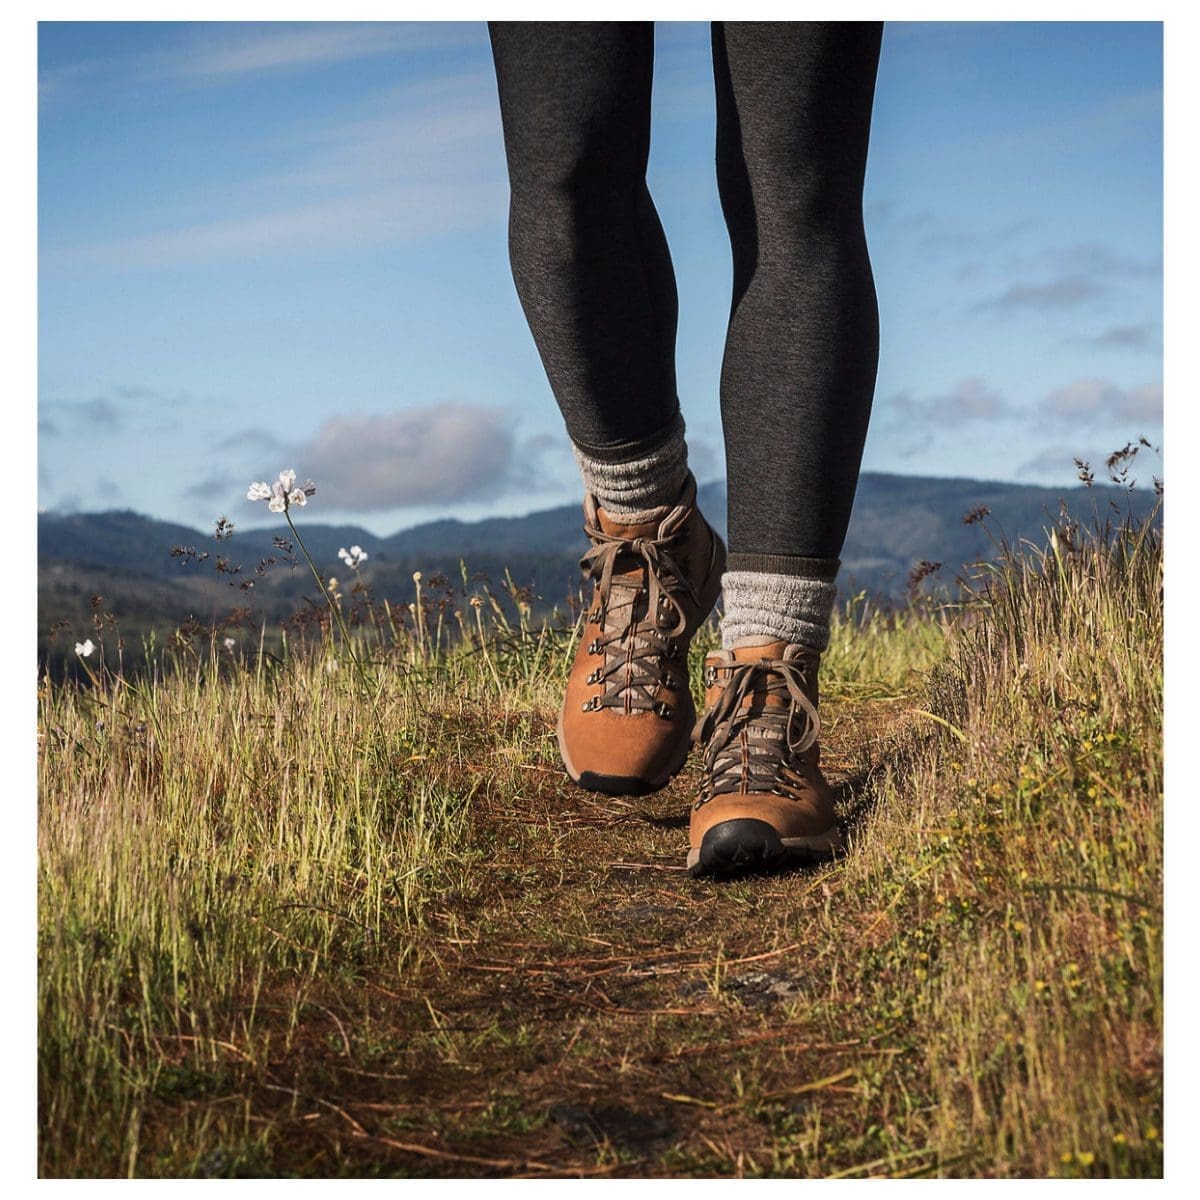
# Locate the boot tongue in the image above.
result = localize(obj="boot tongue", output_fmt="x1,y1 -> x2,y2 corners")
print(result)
588,506 -> 665,631
728,640 -> 792,710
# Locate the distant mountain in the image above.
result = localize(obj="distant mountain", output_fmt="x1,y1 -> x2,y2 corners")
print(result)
40,471 -> 1159,589
38,471 -> 1159,674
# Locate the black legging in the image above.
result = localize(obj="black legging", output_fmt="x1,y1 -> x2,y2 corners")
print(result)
488,21 -> 882,564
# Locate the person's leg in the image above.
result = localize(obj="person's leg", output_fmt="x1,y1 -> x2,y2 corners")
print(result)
488,22 -> 726,796
712,20 -> 882,653
488,21 -> 689,514
689,21 -> 882,875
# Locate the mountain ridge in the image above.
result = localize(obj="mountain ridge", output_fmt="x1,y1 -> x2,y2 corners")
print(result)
39,470 -> 1159,596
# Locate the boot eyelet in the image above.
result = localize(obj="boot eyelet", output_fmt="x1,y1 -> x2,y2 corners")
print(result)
586,668 -> 601,685
653,701 -> 673,719
587,639 -> 600,655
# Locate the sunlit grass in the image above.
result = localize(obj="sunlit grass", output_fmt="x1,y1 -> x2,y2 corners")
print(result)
38,501 -> 1161,1177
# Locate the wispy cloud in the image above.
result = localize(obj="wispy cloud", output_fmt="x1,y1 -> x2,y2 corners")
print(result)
1083,323 -> 1159,352
39,22 -> 482,101
982,85 -> 1162,154
1016,445 -> 1106,481
39,396 -> 126,433
172,24 -> 472,81
882,375 -> 1162,446
184,472 -> 239,501
972,275 -> 1104,312
866,205 -> 1037,258
1049,243 -> 1161,279
110,383 -> 198,405
1043,378 -> 1162,425
965,238 -> 1160,314
213,426 -> 289,457
48,68 -> 507,270
40,384 -> 216,436
60,183 -> 504,268
886,377 -> 1011,426
1017,436 -> 1161,486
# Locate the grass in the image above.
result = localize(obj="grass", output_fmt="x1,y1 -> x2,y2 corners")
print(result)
37,507 -> 1162,1178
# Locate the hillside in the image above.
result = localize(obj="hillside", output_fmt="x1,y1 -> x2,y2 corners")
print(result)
38,471 -> 1158,676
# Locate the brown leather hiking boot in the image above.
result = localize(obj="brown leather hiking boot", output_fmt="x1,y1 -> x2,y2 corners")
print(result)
558,473 -> 726,795
688,640 -> 844,876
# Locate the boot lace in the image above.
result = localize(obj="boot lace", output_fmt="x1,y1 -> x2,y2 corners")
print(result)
577,514 -> 701,718
694,657 -> 820,808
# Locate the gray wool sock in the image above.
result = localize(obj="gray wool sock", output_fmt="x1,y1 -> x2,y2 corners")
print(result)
572,416 -> 689,516
720,559 -> 840,652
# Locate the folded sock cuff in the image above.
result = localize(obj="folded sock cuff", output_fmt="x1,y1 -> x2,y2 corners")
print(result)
720,568 -> 839,653
572,413 -> 689,515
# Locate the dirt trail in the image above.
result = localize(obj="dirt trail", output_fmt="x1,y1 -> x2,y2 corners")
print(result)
231,695 -> 918,1178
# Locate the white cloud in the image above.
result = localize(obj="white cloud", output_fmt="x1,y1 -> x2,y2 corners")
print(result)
1017,437 -> 1162,487
887,377 -> 1011,426
295,403 -> 520,511
1043,378 -> 1162,424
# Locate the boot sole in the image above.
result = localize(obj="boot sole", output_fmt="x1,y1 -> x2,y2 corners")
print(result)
557,525 -> 727,798
687,818 -> 844,878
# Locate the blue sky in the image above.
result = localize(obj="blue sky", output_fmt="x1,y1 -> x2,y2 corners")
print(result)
37,20 -> 1163,534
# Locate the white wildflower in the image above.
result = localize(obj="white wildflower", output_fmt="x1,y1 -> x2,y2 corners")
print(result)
75,639 -> 95,658
338,544 -> 368,569
248,470 -> 316,514
223,637 -> 236,651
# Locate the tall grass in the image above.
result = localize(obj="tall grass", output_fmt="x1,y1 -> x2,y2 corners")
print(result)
38,581 -> 568,1175
38,504 -> 1161,1177
829,504 -> 1162,1176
